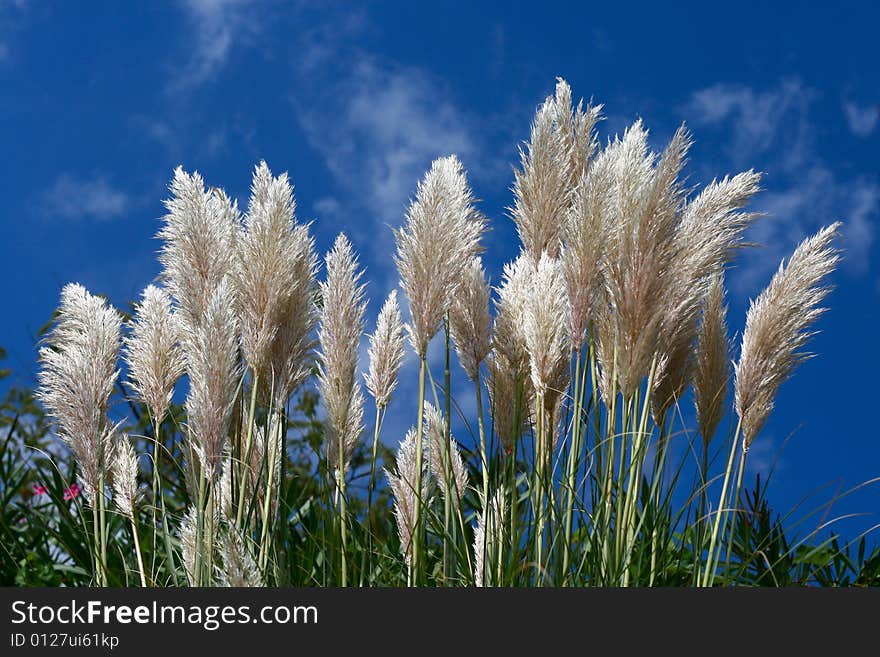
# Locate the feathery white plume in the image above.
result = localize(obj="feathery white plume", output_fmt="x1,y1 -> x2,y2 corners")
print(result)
159,167 -> 239,332
449,257 -> 492,381
386,428 -> 431,566
597,122 -> 690,397
182,278 -> 241,480
111,435 -> 139,518
394,155 -> 485,357
521,253 -> 570,443
37,283 -> 122,504
364,290 -> 406,408
735,222 -> 841,450
562,146 -> 614,350
510,96 -> 570,261
424,403 -> 468,502
522,253 -> 570,399
235,162 -> 318,399
487,253 -> 534,452
318,233 -> 367,476
694,273 -> 731,446
473,488 -> 507,587
179,505 -> 198,586
124,284 -> 185,423
551,77 -> 603,191
218,529 -> 263,587
651,170 -> 763,417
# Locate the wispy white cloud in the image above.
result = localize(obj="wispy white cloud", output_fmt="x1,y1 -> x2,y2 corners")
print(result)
843,100 -> 878,138
172,0 -> 259,90
294,59 -> 477,229
685,79 -> 878,292
41,175 -> 131,222
686,79 -> 814,171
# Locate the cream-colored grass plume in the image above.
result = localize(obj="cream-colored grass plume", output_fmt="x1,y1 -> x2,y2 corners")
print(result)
218,457 -> 235,521
694,273 -> 731,446
597,122 -> 690,397
551,77 -> 603,190
123,284 -> 185,424
512,78 -> 602,265
522,253 -> 570,440
218,529 -> 263,587
235,162 -> 318,401
735,222 -> 842,450
159,167 -> 239,331
473,488 -> 507,587
318,233 -> 367,476
386,428 -> 430,566
364,290 -> 406,408
179,505 -> 198,586
510,95 -> 569,262
562,146 -> 614,351
37,283 -> 122,504
651,170 -> 763,417
111,435 -> 139,518
450,257 -> 492,381
487,253 -> 534,452
394,155 -> 485,358
651,280 -> 706,422
424,403 -> 468,502
268,224 -> 318,406
678,171 -> 764,277
182,278 -> 241,480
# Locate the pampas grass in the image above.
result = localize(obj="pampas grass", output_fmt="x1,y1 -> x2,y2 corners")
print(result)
694,273 -> 731,447
317,232 -> 367,585
124,284 -> 185,425
386,428 -> 430,577
182,279 -> 240,481
26,78 -> 851,589
735,222 -> 842,450
364,290 -> 406,409
37,284 -> 121,505
395,155 -> 485,358
159,167 -> 239,332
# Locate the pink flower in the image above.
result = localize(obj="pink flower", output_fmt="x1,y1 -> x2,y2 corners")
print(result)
63,483 -> 81,501
32,483 -> 48,496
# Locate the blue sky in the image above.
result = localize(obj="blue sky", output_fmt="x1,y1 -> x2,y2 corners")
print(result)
1,1 -> 878,541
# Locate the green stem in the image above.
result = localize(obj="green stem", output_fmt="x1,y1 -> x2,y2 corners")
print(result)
91,501 -> 101,585
694,440 -> 710,585
534,392 -> 545,585
150,413 -> 160,575
562,348 -> 583,582
474,375 -> 489,586
599,348 -> 618,583
475,376 -> 489,521
365,403 -> 384,584
442,317 -> 452,583
236,373 -> 260,528
702,419 -> 741,586
98,473 -> 107,586
258,417 -> 279,576
339,469 -> 348,586
412,356 -> 427,585
722,448 -> 748,582
621,359 -> 658,584
130,512 -> 147,587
